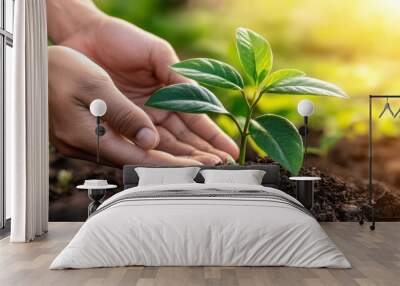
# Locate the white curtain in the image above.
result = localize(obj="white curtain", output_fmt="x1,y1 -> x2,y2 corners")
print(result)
7,0 -> 49,242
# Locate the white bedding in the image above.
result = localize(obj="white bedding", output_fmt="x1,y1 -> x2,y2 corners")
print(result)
50,183 -> 350,269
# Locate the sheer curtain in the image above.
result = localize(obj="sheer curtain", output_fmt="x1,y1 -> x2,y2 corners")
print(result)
7,0 -> 49,242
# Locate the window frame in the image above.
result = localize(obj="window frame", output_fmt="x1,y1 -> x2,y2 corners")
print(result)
0,0 -> 14,230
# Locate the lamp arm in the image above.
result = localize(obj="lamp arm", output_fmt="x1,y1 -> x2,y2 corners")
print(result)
94,117 -> 107,164
304,116 -> 309,167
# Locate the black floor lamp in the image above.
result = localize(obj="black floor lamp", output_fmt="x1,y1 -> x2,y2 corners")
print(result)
290,99 -> 320,210
77,99 -> 117,217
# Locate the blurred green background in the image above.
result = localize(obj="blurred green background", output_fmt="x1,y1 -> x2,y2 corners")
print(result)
94,0 -> 400,151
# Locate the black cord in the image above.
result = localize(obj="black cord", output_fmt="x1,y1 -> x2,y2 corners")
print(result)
96,117 -> 100,164
304,116 -> 308,167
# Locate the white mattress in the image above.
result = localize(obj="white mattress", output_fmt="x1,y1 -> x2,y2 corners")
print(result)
50,183 -> 350,269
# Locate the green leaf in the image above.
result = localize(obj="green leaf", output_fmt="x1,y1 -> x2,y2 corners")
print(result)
263,76 -> 348,98
236,27 -> 273,84
250,115 -> 304,175
265,69 -> 305,87
171,58 -> 244,90
145,83 -> 229,114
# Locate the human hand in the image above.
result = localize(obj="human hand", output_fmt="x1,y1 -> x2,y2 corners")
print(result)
48,46 -> 229,166
47,2 -> 239,163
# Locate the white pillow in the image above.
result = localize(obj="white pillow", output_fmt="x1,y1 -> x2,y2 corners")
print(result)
135,167 -> 200,186
200,169 -> 266,185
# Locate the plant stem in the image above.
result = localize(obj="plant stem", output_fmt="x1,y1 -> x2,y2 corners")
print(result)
238,109 -> 253,165
226,114 -> 243,137
240,90 -> 250,109
251,90 -> 264,108
239,90 -> 259,165
238,88 -> 264,165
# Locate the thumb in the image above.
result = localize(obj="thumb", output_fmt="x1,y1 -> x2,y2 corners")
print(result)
83,76 -> 160,150
151,39 -> 195,85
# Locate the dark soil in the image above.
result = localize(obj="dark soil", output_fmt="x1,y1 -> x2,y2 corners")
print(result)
314,136 -> 400,220
255,158 -> 367,222
49,136 -> 400,222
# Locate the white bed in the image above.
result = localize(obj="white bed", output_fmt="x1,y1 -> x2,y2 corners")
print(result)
50,183 -> 351,269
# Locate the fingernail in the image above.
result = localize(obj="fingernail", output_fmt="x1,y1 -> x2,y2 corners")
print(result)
213,157 -> 222,165
203,155 -> 222,166
136,128 -> 159,149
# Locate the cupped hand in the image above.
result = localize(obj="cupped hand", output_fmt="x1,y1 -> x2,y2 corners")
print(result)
48,46 -> 228,167
59,14 -> 239,163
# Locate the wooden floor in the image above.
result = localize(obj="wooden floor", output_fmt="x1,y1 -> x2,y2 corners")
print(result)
0,222 -> 399,286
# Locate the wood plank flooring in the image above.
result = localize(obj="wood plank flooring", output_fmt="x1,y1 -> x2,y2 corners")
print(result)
0,222 -> 399,286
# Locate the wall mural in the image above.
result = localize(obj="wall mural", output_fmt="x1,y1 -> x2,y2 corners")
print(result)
48,0 -> 400,223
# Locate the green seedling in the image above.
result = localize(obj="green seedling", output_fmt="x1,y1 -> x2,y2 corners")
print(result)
146,28 -> 347,175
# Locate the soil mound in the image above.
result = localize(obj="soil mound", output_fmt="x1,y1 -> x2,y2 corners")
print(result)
49,142 -> 400,222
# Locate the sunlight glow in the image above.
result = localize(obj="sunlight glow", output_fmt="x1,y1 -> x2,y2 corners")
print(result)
368,0 -> 400,17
